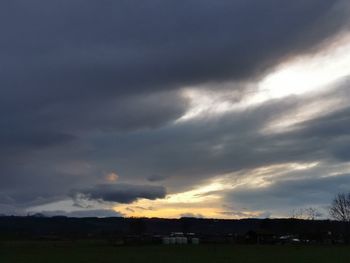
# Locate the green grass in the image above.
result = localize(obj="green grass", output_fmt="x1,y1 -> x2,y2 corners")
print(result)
0,241 -> 350,263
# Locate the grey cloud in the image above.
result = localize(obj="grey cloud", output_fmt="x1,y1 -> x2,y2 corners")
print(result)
0,91 -> 188,146
38,209 -> 123,218
0,130 -> 76,150
180,213 -> 204,218
226,173 -> 350,215
87,80 -> 350,192
219,210 -> 271,219
67,91 -> 189,132
72,184 -> 167,204
292,107 -> 350,140
147,174 -> 166,182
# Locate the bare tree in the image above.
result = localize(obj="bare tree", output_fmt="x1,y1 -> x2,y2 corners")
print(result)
291,208 -> 305,219
291,207 -> 320,220
305,207 -> 320,220
329,193 -> 350,222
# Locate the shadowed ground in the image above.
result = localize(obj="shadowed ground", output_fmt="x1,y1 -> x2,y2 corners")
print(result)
1,241 -> 350,263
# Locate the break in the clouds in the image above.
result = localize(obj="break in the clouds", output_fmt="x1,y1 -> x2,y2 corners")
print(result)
1,0 -> 350,218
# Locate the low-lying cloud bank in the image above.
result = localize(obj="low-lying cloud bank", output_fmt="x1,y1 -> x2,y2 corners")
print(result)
71,184 -> 167,204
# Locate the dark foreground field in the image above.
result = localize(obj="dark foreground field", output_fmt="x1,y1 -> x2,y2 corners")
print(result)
1,241 -> 350,263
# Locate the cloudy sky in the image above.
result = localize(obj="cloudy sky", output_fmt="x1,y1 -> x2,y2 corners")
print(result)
1,0 -> 350,219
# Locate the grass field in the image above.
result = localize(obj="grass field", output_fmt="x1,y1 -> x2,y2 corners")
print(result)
1,241 -> 350,263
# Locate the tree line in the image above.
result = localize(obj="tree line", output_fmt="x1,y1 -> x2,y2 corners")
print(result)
292,192 -> 350,222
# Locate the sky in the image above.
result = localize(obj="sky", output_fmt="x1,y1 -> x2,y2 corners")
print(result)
1,0 -> 350,219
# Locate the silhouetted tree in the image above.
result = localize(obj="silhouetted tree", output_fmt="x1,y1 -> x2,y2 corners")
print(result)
330,193 -> 350,222
291,207 -> 320,220
290,208 -> 305,219
305,207 -> 320,220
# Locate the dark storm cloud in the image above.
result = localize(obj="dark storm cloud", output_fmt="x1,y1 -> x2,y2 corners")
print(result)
1,0 -> 349,106
1,0 -> 348,139
0,130 -> 76,149
0,0 -> 350,212
0,91 -> 188,146
71,184 -> 167,204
